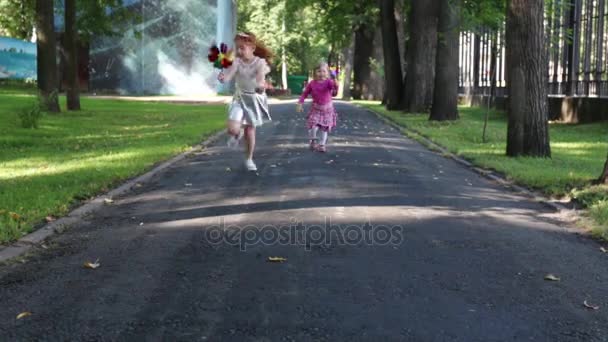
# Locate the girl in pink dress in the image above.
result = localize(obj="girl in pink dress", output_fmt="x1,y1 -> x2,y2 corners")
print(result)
296,62 -> 339,153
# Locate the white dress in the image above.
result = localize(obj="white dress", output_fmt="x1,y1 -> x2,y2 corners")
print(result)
224,57 -> 271,127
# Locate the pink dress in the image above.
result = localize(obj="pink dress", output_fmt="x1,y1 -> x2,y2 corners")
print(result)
298,79 -> 339,131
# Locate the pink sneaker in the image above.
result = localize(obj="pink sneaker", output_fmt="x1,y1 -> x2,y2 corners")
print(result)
309,139 -> 318,151
316,144 -> 327,153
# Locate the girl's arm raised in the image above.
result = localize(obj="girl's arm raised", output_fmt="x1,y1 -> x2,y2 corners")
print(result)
219,59 -> 238,82
331,79 -> 339,97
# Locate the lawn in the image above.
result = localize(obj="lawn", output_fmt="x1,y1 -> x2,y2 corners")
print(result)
0,90 -> 226,243
356,101 -> 608,239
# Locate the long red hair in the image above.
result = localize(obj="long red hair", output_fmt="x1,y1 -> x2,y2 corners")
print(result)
235,32 -> 274,64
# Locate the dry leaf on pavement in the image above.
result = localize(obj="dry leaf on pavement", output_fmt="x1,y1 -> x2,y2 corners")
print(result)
84,259 -> 101,270
267,257 -> 287,263
16,312 -> 32,320
583,300 -> 600,310
544,274 -> 560,281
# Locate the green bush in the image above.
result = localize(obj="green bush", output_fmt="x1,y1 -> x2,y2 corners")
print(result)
18,99 -> 43,128
572,186 -> 608,207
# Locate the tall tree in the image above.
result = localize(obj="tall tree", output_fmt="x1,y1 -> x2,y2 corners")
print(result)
352,22 -> 376,100
403,0 -> 439,113
341,33 -> 355,100
378,0 -> 403,110
368,27 -> 385,101
350,1 -> 380,100
505,0 -> 551,157
430,0 -> 461,121
35,0 -> 60,112
65,0 -> 80,110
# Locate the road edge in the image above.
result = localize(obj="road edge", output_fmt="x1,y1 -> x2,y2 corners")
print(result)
0,130 -> 225,263
357,104 -> 579,217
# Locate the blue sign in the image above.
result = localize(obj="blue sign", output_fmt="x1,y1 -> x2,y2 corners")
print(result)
0,37 -> 37,80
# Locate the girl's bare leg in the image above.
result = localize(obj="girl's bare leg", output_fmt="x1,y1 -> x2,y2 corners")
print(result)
244,125 -> 256,160
227,120 -> 241,137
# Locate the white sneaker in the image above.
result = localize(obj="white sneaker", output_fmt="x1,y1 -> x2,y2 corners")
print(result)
245,159 -> 257,171
227,133 -> 241,149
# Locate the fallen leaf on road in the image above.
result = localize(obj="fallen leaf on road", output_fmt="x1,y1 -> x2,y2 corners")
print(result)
601,247 -> 607,253
16,312 -> 32,320
270,164 -> 277,168
45,216 -> 56,223
583,300 -> 600,310
184,183 -> 193,187
84,259 -> 101,270
135,183 -> 143,188
325,160 -> 334,164
139,222 -> 144,226
267,256 -> 287,263
103,198 -> 114,204
544,274 -> 560,281
225,167 -> 232,172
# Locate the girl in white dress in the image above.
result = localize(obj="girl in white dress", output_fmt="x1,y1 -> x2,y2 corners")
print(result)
219,32 -> 273,171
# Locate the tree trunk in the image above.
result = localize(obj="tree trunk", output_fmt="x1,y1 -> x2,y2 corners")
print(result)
505,0 -> 551,157
281,17 -> 288,90
36,0 -> 60,112
430,0 -> 460,121
403,0 -> 439,113
379,0 -> 404,110
599,152 -> 608,184
369,28 -> 385,101
483,31 -> 499,143
65,0 -> 80,110
327,43 -> 335,66
341,34 -> 355,100
395,0 -> 407,79
352,23 -> 375,100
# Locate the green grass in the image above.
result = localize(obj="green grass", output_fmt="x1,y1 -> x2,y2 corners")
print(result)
0,79 -> 37,95
0,93 -> 226,243
356,101 -> 608,238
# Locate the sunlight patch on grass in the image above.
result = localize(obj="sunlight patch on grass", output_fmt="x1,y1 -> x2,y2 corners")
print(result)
0,94 -> 226,243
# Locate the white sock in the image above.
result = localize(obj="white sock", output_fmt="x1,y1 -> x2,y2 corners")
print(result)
320,131 -> 328,145
309,126 -> 318,140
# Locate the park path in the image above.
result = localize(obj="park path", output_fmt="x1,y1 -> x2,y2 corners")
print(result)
1,102 -> 607,341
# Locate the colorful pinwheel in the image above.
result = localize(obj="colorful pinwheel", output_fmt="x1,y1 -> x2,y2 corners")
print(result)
208,43 -> 234,69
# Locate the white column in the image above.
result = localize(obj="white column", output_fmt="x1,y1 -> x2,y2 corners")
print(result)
216,0 -> 236,94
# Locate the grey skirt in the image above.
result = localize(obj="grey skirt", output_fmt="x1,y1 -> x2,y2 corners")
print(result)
228,90 -> 271,127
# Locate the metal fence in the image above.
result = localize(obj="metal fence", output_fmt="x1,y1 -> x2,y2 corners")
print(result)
459,0 -> 608,98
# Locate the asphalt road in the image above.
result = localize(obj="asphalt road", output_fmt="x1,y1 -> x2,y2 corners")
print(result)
1,102 -> 607,341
